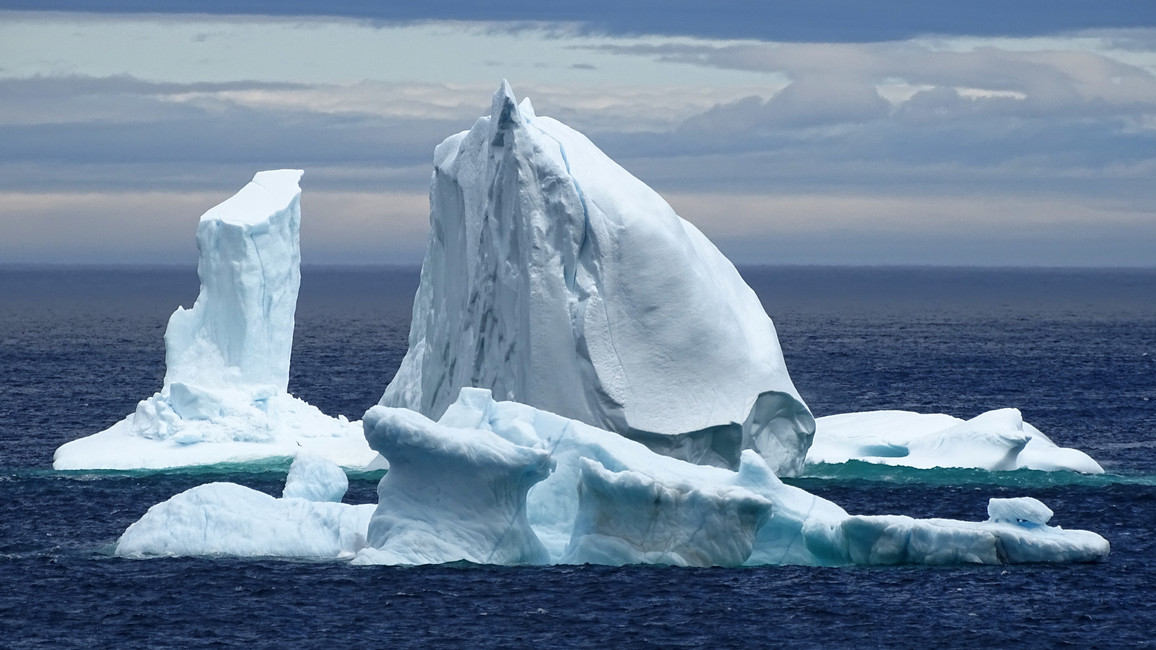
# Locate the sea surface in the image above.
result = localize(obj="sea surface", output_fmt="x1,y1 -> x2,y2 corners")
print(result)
1,266 -> 1154,648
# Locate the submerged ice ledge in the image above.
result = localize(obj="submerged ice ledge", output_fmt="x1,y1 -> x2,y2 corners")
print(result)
53,170 -> 381,471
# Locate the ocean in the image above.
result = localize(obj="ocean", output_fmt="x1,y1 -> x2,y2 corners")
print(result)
1,266 -> 1154,647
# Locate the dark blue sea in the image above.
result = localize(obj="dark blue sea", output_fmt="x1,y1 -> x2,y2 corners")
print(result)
1,266 -> 1154,648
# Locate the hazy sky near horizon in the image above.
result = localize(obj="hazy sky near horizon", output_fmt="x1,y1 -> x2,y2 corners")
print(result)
1,2 -> 1154,266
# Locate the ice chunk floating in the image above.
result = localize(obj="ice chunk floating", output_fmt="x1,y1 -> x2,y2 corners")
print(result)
808,409 -> 1104,474
117,455 -> 373,559
53,170 -> 380,471
381,81 -> 814,476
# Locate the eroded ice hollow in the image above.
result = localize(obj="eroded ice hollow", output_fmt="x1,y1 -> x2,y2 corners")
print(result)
53,170 -> 381,471
381,81 -> 814,477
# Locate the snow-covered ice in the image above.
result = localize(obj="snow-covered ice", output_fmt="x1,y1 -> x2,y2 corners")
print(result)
808,409 -> 1104,473
116,455 -> 373,559
381,82 -> 814,476
53,170 -> 381,471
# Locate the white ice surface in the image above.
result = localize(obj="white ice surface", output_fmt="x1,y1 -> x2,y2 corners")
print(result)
117,390 -> 1108,566
116,455 -> 372,559
565,456 -> 773,567
53,170 -> 381,471
283,454 -> 349,502
987,497 -> 1053,526
381,82 -> 814,476
354,406 -> 553,566
362,388 -> 1110,567
807,409 -> 1104,474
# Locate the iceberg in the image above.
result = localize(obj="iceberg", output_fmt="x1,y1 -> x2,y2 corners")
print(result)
351,388 -> 1109,567
807,409 -> 1104,474
53,170 -> 381,471
115,398 -> 1108,566
116,454 -> 373,559
111,87 -> 1109,569
381,82 -> 814,476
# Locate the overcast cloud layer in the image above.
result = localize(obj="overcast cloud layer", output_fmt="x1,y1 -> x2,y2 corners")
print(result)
0,9 -> 1153,266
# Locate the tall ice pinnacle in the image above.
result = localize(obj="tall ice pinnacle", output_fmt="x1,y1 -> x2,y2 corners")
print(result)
53,169 -> 380,470
164,169 -> 302,396
381,83 -> 816,476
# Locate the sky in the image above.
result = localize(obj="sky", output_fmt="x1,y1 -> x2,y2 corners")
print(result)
1,2 -> 1154,266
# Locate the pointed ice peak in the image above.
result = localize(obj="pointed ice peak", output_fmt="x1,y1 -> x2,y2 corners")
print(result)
488,80 -> 522,146
202,169 -> 303,226
518,97 -> 536,118
383,85 -> 818,476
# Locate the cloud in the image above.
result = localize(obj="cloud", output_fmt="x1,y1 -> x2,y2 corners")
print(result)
678,77 -> 891,133
594,37 -> 1156,110
1,12 -> 1153,267
4,1 -> 1155,41
0,188 -> 430,264
579,36 -> 1156,206
0,76 -> 465,178
0,74 -> 782,191
667,192 -> 1156,266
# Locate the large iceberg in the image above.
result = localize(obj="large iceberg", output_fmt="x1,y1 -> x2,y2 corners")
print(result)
110,87 -> 1110,568
808,409 -> 1104,474
53,170 -> 380,471
381,82 -> 814,476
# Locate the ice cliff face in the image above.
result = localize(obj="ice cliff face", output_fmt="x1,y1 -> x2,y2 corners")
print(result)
165,169 -> 302,400
357,406 -> 553,566
382,82 -> 815,476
